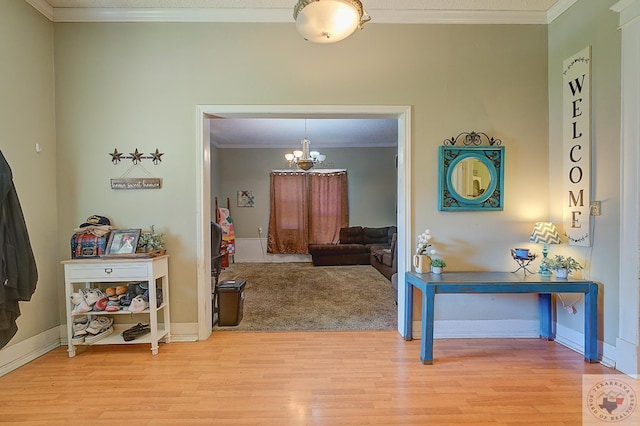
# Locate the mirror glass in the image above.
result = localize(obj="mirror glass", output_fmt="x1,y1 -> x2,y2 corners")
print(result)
450,159 -> 491,199
438,146 -> 505,211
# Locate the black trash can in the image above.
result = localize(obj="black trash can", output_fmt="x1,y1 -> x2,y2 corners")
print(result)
216,280 -> 246,326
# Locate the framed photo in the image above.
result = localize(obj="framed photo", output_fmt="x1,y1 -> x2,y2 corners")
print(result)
105,229 -> 141,255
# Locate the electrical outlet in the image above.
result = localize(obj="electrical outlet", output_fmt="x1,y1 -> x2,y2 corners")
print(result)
258,227 -> 263,235
590,201 -> 601,216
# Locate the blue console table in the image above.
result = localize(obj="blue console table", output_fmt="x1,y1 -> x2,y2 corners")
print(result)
404,271 -> 599,365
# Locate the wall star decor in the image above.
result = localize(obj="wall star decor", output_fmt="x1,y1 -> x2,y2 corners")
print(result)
109,148 -> 164,165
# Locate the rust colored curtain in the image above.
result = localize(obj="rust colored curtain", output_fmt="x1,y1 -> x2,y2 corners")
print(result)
267,171 -> 309,254
308,171 -> 348,244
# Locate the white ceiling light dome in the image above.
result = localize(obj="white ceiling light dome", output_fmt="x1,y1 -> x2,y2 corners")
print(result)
293,0 -> 371,44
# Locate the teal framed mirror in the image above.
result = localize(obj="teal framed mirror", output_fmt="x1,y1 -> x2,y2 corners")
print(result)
438,132 -> 504,211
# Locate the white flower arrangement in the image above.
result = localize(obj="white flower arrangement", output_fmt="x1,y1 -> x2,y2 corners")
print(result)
415,229 -> 437,257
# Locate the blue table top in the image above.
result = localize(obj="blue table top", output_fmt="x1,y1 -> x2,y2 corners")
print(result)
407,270 -> 592,283
406,271 -> 597,292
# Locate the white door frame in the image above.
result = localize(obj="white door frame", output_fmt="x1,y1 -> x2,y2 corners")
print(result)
612,0 -> 640,378
195,105 -> 412,341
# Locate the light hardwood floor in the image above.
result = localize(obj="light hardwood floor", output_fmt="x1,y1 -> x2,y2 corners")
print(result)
0,331 -> 618,425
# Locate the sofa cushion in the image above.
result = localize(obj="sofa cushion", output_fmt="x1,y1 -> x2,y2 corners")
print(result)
372,247 -> 393,267
339,226 -> 364,244
363,227 -> 390,245
308,243 -> 369,256
387,226 -> 398,241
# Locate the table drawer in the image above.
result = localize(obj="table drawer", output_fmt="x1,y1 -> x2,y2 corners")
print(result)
67,264 -> 148,280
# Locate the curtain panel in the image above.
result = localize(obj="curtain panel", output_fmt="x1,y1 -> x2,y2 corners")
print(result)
267,171 -> 309,254
267,170 -> 348,254
308,171 -> 348,245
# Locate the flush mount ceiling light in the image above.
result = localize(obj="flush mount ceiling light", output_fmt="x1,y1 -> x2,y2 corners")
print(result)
293,0 -> 371,44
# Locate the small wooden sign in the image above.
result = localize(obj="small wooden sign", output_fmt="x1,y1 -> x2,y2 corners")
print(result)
111,178 -> 162,190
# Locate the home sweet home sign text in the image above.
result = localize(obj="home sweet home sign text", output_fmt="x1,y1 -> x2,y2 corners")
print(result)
563,46 -> 591,247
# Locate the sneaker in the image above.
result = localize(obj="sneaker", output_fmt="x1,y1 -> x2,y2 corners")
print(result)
72,316 -> 89,335
84,288 -> 105,307
93,297 -> 108,311
84,326 -> 114,345
86,316 -> 114,335
72,299 -> 91,314
70,316 -> 89,345
128,295 -> 149,313
105,300 -> 120,312
70,289 -> 86,306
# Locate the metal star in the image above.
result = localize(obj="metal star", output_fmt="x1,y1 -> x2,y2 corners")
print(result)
130,149 -> 143,164
110,148 -> 123,164
151,148 -> 164,165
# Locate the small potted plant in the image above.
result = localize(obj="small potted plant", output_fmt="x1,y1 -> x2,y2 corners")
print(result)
138,225 -> 165,255
430,258 -> 447,274
542,254 -> 583,279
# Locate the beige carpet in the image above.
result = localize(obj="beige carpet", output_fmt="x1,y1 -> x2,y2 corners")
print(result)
214,262 -> 397,331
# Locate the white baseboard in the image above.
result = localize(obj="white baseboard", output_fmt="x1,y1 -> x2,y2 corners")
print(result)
169,322 -> 199,342
409,320 -> 618,369
614,337 -> 639,378
234,238 -> 311,263
0,327 -> 61,377
1,322 -> 202,376
555,323 -> 616,368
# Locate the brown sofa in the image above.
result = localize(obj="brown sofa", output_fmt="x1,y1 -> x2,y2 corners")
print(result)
308,226 -> 397,280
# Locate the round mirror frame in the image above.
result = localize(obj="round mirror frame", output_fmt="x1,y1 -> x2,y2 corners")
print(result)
438,146 -> 505,211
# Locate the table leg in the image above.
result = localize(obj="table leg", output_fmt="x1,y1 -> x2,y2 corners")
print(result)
538,293 -> 554,341
404,276 -> 414,340
584,284 -> 598,363
421,285 -> 435,365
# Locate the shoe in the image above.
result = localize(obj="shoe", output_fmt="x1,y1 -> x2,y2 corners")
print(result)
86,316 -> 113,335
105,300 -> 120,312
93,297 -> 108,311
141,289 -> 163,306
122,323 -> 150,341
128,295 -> 149,313
71,316 -> 89,345
72,299 -> 91,314
84,326 -> 114,344
70,289 -> 86,306
84,288 -> 105,307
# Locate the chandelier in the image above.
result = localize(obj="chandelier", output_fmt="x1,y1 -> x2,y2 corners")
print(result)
293,0 -> 371,44
285,120 -> 326,171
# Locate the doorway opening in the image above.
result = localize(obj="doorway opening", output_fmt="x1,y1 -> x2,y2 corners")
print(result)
195,105 -> 412,341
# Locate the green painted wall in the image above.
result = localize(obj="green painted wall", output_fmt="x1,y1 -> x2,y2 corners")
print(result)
215,146 -> 397,238
53,21 -> 549,324
0,0 -> 58,346
548,0 -> 621,345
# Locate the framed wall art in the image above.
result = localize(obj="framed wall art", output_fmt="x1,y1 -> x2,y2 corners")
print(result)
237,190 -> 255,207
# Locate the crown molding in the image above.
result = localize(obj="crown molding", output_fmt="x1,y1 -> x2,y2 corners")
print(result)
25,0 -> 54,21
30,5 -> 556,25
546,0 -> 577,23
611,0 -> 640,27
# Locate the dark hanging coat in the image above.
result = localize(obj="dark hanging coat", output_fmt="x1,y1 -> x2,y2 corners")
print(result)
0,150 -> 38,349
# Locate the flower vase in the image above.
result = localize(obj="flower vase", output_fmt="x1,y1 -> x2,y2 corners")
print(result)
431,266 -> 443,274
413,254 -> 430,273
555,268 -> 568,279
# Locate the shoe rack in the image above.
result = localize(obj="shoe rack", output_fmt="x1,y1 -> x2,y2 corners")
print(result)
61,255 -> 171,357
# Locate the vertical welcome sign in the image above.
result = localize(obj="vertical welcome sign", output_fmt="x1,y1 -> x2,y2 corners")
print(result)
563,47 -> 591,246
